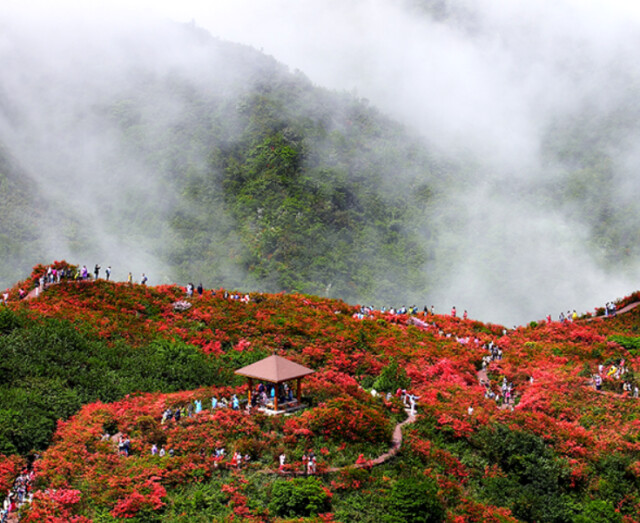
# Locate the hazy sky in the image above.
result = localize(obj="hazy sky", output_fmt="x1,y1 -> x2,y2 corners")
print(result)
3,0 -> 640,325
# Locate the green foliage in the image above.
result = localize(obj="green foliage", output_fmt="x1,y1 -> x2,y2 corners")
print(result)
333,487 -> 396,523
608,335 -> 640,355
134,416 -> 166,447
164,480 -> 231,521
269,477 -> 330,518
572,499 -> 622,523
579,362 -> 593,378
0,307 -> 22,334
0,317 -> 224,454
373,358 -> 411,392
594,453 -> 640,514
384,476 -> 445,523
474,424 -> 572,522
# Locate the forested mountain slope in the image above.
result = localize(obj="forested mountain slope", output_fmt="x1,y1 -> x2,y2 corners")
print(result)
2,6 -> 640,323
0,19 -> 451,307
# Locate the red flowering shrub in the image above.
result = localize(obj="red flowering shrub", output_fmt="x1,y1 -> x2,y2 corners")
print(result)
23,488 -> 89,522
0,454 -> 24,493
300,396 -> 392,444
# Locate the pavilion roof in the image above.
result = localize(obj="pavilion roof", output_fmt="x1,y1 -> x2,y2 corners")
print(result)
234,354 -> 315,383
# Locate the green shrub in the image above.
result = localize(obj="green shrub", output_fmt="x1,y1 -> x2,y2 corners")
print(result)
608,335 -> 640,356
0,307 -> 21,334
573,499 -> 622,523
384,476 -> 444,522
373,358 -> 411,393
269,477 -> 330,518
474,424 -> 571,522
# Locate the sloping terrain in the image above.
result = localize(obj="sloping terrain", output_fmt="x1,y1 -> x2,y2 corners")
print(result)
0,263 -> 639,521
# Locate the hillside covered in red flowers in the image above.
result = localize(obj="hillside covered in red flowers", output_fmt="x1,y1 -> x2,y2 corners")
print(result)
1,262 -> 640,522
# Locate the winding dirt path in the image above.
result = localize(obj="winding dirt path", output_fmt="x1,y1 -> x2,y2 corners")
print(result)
267,409 -> 417,477
344,411 -> 417,470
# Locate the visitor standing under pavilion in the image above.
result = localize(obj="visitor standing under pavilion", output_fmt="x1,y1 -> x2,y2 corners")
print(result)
235,354 -> 315,412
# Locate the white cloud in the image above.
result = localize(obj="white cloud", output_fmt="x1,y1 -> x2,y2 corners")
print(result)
2,0 -> 640,323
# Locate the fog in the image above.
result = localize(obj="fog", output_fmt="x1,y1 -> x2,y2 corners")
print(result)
2,0 -> 640,325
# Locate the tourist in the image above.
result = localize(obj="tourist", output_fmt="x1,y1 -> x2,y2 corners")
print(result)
594,374 -> 602,391
307,451 -> 317,475
409,394 -> 417,415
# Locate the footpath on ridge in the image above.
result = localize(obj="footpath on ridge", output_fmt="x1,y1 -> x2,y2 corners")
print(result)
582,300 -> 640,321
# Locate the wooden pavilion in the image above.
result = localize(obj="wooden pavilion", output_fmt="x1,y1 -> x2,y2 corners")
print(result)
235,354 -> 314,413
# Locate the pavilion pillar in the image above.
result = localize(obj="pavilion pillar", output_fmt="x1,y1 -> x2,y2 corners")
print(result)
274,383 -> 279,412
247,377 -> 253,407
297,378 -> 302,403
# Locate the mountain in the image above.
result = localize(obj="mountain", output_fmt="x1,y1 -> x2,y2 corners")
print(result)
0,18 -> 452,309
1,265 -> 640,521
2,6 -> 640,323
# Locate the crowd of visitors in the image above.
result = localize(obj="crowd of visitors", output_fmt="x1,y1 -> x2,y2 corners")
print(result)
354,303 -> 466,321
1,466 -> 34,522
558,310 -> 578,322
97,392 -> 323,475
160,395 -> 242,426
478,340 -> 516,408
592,360 -> 638,397
604,302 -> 617,317
250,382 -> 295,410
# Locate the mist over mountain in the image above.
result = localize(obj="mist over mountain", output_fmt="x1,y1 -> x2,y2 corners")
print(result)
0,15 -> 443,310
1,1 -> 640,325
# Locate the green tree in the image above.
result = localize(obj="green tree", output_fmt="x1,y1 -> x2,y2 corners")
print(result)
269,477 -> 330,518
384,476 -> 445,523
573,500 -> 622,523
373,358 -> 411,392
